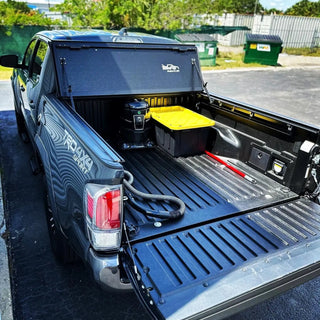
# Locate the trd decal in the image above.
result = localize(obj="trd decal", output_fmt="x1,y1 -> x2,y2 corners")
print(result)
63,129 -> 93,174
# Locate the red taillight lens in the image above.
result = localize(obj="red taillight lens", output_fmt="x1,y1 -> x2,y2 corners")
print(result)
95,189 -> 121,230
86,186 -> 122,230
87,192 -> 94,219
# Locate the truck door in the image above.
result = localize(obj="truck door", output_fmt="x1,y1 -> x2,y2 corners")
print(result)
19,39 -> 49,137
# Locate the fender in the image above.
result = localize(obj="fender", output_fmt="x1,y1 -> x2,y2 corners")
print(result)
11,74 -> 23,116
34,133 -> 57,218
35,130 -> 91,261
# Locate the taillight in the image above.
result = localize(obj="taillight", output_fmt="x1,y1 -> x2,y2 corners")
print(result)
85,184 -> 122,251
87,189 -> 121,230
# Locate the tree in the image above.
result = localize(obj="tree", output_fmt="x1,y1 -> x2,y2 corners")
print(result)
143,0 -> 216,30
53,0 -> 214,29
0,0 -> 60,26
5,0 -> 30,13
285,0 -> 320,17
53,0 -> 266,30
53,0 -> 149,28
211,0 -> 265,14
265,8 -> 284,15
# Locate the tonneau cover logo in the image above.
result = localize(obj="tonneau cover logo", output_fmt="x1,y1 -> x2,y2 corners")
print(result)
161,64 -> 180,72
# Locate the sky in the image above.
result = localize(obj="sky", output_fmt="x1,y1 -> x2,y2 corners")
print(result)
260,0 -> 315,10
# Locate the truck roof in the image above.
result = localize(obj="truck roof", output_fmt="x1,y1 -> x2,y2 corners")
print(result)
36,29 -> 179,45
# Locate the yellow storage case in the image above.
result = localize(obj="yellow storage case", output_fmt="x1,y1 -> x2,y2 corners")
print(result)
148,106 -> 215,130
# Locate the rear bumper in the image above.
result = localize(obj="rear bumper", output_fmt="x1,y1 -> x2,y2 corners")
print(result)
88,248 -> 132,291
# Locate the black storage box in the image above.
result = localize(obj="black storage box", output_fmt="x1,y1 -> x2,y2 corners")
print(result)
155,124 -> 211,157
149,106 -> 215,157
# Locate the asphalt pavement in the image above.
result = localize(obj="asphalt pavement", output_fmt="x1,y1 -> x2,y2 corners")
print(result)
0,80 -> 13,320
1,65 -> 320,320
203,67 -> 320,127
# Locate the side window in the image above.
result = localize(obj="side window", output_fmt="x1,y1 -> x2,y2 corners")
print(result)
23,39 -> 37,70
31,41 -> 49,83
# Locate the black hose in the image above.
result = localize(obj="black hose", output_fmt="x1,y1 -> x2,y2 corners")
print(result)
123,170 -> 185,220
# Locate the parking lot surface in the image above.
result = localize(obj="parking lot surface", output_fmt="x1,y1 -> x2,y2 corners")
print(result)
1,66 -> 320,320
203,67 -> 320,126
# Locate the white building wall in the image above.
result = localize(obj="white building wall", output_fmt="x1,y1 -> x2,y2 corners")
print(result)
206,14 -> 320,48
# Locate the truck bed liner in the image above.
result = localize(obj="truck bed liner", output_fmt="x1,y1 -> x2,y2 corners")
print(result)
121,148 -> 297,241
126,198 -> 320,320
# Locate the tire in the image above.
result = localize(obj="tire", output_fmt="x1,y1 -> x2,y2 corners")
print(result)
44,187 -> 79,264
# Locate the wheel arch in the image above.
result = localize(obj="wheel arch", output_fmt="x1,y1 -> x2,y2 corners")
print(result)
34,134 -> 58,218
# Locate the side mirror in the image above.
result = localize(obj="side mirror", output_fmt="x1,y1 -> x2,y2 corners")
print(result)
0,55 -> 21,68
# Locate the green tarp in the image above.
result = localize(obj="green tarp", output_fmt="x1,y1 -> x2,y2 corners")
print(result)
0,25 -> 50,58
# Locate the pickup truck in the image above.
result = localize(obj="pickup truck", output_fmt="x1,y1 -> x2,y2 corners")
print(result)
2,29 -> 320,320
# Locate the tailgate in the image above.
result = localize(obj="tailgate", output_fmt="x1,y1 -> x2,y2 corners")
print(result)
124,198 -> 320,320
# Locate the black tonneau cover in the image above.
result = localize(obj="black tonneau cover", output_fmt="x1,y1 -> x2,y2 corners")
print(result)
124,198 -> 320,320
53,42 -> 203,97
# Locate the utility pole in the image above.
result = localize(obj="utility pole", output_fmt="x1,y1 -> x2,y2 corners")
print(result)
254,0 -> 258,15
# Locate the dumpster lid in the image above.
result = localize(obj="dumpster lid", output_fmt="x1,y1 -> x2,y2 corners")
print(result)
175,33 -> 217,42
246,34 -> 282,44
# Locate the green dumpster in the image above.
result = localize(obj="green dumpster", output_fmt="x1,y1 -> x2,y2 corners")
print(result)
175,34 -> 218,67
243,34 -> 283,66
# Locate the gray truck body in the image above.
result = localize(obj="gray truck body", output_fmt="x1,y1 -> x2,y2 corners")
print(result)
2,29 -> 320,320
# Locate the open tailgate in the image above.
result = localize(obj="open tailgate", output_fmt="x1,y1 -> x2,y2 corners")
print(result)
123,198 -> 320,320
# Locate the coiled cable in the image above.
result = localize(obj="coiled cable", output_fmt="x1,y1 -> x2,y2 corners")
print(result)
123,170 -> 185,220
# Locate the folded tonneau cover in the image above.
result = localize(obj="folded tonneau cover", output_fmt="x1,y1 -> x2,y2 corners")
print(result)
124,198 -> 320,320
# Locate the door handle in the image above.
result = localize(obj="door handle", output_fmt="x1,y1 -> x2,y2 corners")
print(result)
29,100 -> 35,109
37,101 -> 46,126
20,85 -> 25,92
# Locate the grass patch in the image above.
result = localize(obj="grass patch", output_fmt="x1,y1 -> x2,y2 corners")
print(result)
202,52 -> 266,70
0,66 -> 12,80
283,47 -> 320,57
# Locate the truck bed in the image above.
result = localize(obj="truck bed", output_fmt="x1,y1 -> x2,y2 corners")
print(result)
121,147 -> 297,241
122,149 -> 320,320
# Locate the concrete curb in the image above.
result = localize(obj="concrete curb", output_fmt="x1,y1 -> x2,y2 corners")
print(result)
202,64 -> 320,74
0,174 -> 13,320
202,53 -> 320,74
